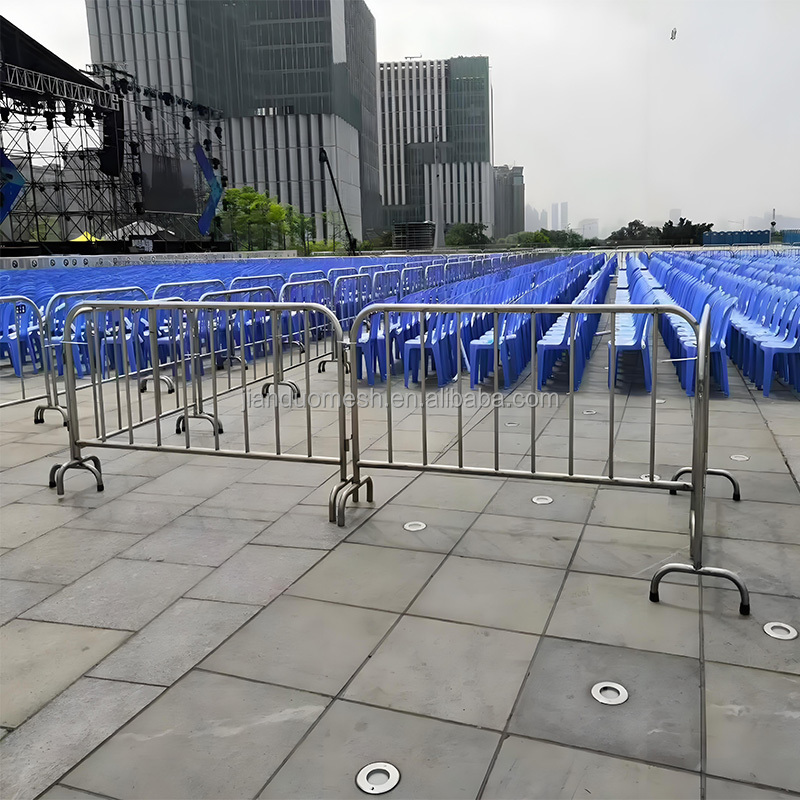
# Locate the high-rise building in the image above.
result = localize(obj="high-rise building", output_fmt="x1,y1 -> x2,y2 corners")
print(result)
493,165 -> 525,239
550,203 -> 559,231
560,201 -> 568,231
525,205 -> 540,232
378,56 -> 494,238
577,218 -> 599,239
540,209 -> 548,229
85,0 -> 380,240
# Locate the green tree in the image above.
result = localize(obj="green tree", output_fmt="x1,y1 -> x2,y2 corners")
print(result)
661,217 -> 713,246
444,222 -> 490,246
607,219 -> 662,244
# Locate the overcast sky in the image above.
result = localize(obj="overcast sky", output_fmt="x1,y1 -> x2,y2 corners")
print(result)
4,0 -> 799,234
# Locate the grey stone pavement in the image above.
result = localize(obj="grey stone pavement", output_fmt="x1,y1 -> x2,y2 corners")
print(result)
1,327 -> 799,800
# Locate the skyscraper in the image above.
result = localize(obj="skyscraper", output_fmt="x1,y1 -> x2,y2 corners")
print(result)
560,201 -> 568,231
85,0 -> 380,240
540,209 -> 548,229
493,165 -> 525,239
378,56 -> 494,238
550,203 -> 559,231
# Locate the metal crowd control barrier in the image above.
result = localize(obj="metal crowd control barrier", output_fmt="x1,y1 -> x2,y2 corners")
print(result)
0,295 -> 52,409
153,279 -> 225,300
372,270 -> 401,302
48,299 -> 351,521
33,286 -> 149,426
229,274 -> 285,295
335,301 -> 751,615
400,266 -> 425,296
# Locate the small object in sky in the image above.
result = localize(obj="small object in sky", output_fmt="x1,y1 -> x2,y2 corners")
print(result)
670,28 -> 677,40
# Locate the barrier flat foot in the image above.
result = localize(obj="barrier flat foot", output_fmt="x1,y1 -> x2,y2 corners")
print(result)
733,491 -> 741,502
649,590 -> 660,603
739,601 -> 750,616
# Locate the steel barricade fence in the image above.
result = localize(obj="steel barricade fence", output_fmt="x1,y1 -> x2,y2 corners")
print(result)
400,266 -> 425,297
333,274 -> 373,333
153,279 -> 226,300
333,301 -> 750,615
34,286 -> 149,426
372,270 -> 401,303
48,299 -> 351,522
229,274 -> 286,296
0,295 -> 52,409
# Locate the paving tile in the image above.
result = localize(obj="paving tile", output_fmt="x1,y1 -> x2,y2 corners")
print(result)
39,787 -> 114,800
344,616 -> 536,729
347,504 -> 478,552
0,503 -> 87,549
409,556 -> 563,634
136,462 -> 254,498
0,442 -> 65,469
509,638 -> 701,770
20,474 -> 151,510
391,473 -> 504,512
286,543 -> 444,611
704,498 -> 800,543
120,516 -> 263,566
0,579 -> 62,626
548,572 -> 699,656
90,598 -> 257,685
260,699 -> 499,799
187,544 -> 323,605
63,670 -> 327,800
195,482 -> 313,519
253,504 -> 374,549
239,460 -> 339,486
705,778 -> 796,800
202,595 -> 396,695
703,588 -> 800,675
705,662 -> 800,792
704,537 -> 800,598
0,620 -> 129,728
706,470 -> 800,504
0,677 -> 162,800
453,513 -> 581,568
484,479 -> 597,523
101,450 -> 186,477
707,445 -> 789,474
0,483 -> 43,506
571,525 -> 692,581
482,735 -> 700,799
23,559 -> 211,630
61,496 -> 198,535
0,528 -> 143,584
589,488 -> 688,532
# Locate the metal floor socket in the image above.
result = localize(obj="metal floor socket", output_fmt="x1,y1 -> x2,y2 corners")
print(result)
640,474 -> 661,481
356,762 -> 401,794
730,454 -> 750,462
763,621 -> 798,641
532,496 -> 554,505
403,521 -> 427,532
591,681 -> 629,705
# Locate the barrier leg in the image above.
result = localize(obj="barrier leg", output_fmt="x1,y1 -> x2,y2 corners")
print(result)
335,475 -> 375,527
49,456 -> 104,495
669,466 -> 741,501
33,402 -> 69,427
649,563 -> 750,615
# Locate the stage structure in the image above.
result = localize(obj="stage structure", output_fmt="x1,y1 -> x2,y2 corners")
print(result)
0,16 -> 227,250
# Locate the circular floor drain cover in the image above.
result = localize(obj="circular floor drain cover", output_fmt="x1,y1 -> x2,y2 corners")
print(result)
531,495 -> 554,505
763,622 -> 798,641
591,681 -> 629,705
356,762 -> 401,794
640,473 -> 661,481
403,521 -> 427,532
505,421 -> 520,428
582,410 -> 598,416
656,399 -> 667,405
730,454 -> 750,462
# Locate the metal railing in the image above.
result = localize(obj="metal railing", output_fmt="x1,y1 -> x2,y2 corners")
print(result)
332,301 -> 750,615
48,299 -> 350,522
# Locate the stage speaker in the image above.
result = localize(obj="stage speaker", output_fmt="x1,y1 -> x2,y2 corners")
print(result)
99,107 -> 125,177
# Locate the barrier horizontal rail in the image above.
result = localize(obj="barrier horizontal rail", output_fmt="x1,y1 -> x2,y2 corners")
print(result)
48,299 -> 350,521
334,300 -> 751,615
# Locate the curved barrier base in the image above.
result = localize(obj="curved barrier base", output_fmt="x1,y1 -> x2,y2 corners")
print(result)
49,455 -> 104,495
649,563 -> 750,616
669,466 -> 741,501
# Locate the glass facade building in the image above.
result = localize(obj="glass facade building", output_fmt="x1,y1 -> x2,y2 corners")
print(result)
379,56 -> 494,236
86,0 -> 380,239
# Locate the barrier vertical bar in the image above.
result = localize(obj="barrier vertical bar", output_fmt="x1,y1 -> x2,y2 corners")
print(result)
304,310 -> 312,457
385,309 -> 393,464
118,307 -> 135,445
148,308 -> 163,448
608,310 -> 616,479
493,311 -> 500,472
649,311 -> 659,480
240,309 -> 251,453
420,310 -> 428,466
530,311 -> 536,473
456,311 -> 463,469
568,311 -> 576,475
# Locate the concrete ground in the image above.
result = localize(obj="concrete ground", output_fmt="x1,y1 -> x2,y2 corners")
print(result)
1,332 -> 799,800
